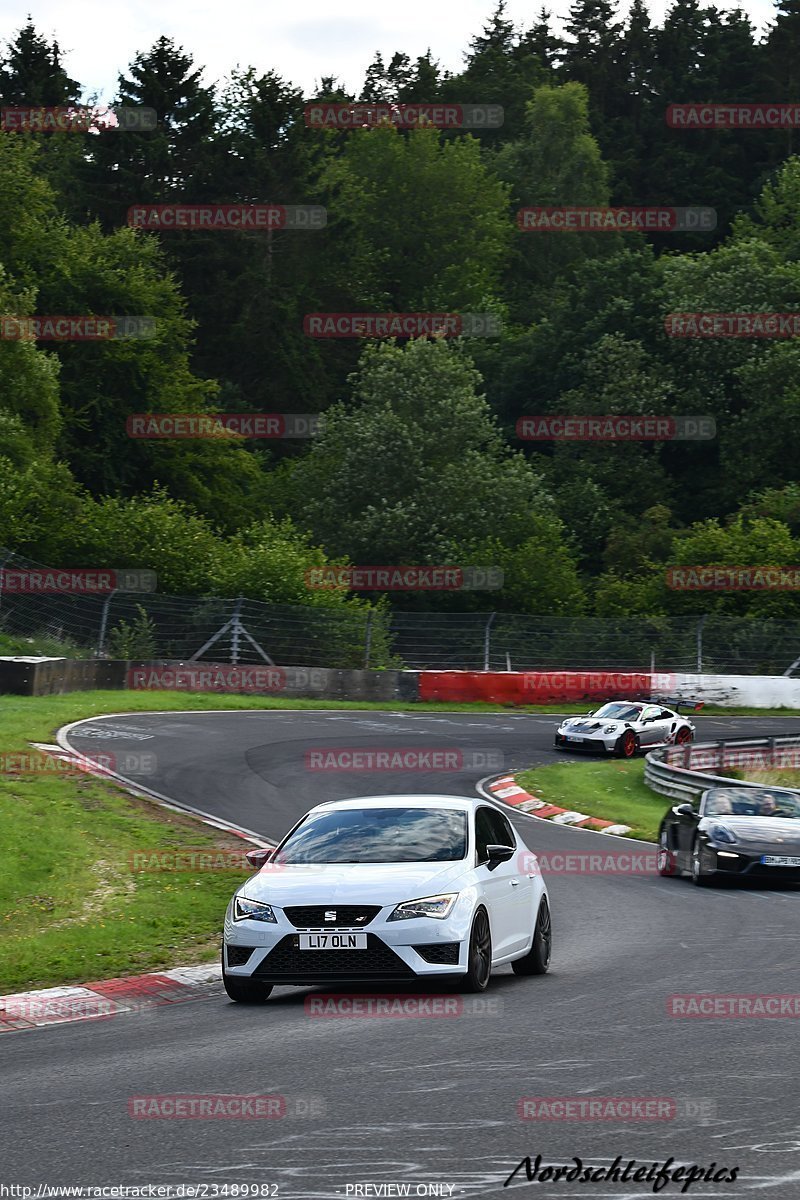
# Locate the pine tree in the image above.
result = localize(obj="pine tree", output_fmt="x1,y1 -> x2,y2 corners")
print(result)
84,37 -> 217,226
766,0 -> 800,153
561,0 -> 622,129
0,20 -> 80,105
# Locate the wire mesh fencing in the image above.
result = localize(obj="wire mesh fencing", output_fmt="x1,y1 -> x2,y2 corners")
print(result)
1,547 -> 799,674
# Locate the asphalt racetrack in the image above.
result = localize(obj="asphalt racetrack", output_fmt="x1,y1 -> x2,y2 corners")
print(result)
3,708 -> 800,1198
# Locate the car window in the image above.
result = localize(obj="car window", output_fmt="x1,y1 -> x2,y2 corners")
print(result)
276,807 -> 468,863
658,709 -> 674,719
486,807 -> 516,848
642,706 -> 660,720
475,808 -> 495,862
593,703 -> 643,721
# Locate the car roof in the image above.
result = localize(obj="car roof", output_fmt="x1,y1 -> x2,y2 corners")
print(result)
307,794 -> 497,814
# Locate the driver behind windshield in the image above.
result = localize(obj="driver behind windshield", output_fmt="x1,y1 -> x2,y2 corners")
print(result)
707,795 -> 733,815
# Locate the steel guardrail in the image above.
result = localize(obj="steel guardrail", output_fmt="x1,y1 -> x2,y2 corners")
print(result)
645,736 -> 800,801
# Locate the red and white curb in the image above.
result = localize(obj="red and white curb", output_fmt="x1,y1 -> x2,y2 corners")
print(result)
488,776 -> 632,836
0,962 -> 223,1033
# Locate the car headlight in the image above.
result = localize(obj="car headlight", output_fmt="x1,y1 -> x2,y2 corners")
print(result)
233,896 -> 278,922
387,893 -> 458,921
603,725 -> 617,733
709,825 -> 736,845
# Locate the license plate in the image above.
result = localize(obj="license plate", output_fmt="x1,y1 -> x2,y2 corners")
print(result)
761,855 -> 800,867
565,736 -> 583,743
298,933 -> 367,950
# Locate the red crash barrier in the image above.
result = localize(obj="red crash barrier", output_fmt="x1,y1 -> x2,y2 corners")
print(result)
417,671 -> 669,705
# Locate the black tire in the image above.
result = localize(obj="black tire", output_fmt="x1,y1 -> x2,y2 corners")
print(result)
461,908 -> 492,992
691,839 -> 714,887
222,950 -> 273,1003
512,898 -> 552,976
657,827 -> 678,877
615,729 -> 639,758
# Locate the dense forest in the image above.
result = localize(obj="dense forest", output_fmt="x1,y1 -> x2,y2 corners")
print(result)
2,2 -> 800,624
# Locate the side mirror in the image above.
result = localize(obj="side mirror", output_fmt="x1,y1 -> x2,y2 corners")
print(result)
585,710 -> 594,716
673,803 -> 696,818
485,843 -> 515,871
245,847 -> 274,870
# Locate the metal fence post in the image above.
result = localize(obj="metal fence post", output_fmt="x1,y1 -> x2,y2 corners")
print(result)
97,589 -> 119,657
696,615 -> 707,673
364,611 -> 373,669
484,612 -> 496,671
231,597 -> 243,665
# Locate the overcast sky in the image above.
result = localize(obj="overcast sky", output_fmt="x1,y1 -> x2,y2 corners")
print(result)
1,0 -> 779,101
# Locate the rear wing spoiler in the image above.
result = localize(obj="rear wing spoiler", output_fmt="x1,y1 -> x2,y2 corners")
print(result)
660,697 -> 705,713
628,695 -> 705,713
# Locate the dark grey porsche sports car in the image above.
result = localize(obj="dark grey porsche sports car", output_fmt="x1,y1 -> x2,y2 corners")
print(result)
657,786 -> 800,885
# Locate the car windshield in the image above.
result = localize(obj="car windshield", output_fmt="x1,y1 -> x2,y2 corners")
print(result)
276,807 -> 469,863
704,789 -> 800,819
593,703 -> 643,721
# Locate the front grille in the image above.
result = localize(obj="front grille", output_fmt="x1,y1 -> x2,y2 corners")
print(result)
253,934 -> 413,980
284,905 -> 381,928
226,945 -> 256,967
413,943 -> 461,965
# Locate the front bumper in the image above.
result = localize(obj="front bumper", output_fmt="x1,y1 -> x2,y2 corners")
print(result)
223,899 -> 474,983
704,846 -> 800,881
555,731 -> 616,753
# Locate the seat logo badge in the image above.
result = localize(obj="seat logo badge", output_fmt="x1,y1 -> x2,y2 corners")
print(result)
324,910 -> 337,921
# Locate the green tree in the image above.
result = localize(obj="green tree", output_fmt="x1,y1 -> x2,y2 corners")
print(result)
318,123 -> 511,313
493,83 -> 615,318
286,338 -> 582,612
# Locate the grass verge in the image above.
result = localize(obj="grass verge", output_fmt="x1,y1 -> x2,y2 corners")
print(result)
515,759 -> 666,842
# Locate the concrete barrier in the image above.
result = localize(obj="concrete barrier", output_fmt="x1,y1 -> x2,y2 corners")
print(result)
0,657 -> 125,695
657,673 -> 800,709
418,670 -> 668,705
2,658 -> 799,709
0,657 -> 418,702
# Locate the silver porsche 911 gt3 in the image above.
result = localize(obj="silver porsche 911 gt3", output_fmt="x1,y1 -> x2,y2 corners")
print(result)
554,701 -> 696,758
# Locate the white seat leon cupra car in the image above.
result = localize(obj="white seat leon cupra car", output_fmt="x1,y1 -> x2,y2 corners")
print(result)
222,795 -> 551,1002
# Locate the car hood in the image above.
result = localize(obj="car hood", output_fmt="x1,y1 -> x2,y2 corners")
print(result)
560,718 -> 628,732
703,816 -> 800,849
240,860 -> 468,906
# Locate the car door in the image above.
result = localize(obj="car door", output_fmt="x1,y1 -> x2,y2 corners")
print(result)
475,806 -> 527,956
675,798 -> 701,869
638,705 -> 671,746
